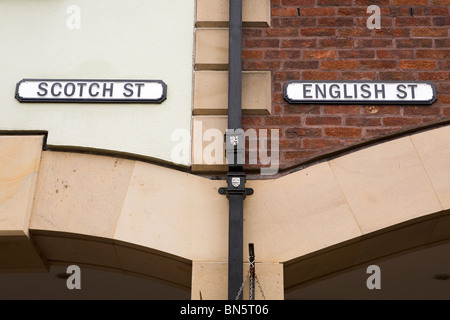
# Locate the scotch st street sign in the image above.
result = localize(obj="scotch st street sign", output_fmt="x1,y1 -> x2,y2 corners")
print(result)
15,79 -> 167,103
284,81 -> 436,105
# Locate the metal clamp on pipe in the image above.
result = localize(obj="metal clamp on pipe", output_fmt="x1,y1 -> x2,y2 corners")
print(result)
218,171 -> 254,199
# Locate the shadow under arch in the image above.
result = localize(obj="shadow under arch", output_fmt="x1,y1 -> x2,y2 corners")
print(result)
283,208 -> 450,299
26,229 -> 192,299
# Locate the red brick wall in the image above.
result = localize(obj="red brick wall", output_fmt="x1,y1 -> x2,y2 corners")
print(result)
242,0 -> 450,172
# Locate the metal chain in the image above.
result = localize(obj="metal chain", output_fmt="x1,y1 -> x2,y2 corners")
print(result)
249,257 -> 255,300
235,271 -> 249,300
234,257 -> 266,300
255,274 -> 266,300
249,272 -> 254,300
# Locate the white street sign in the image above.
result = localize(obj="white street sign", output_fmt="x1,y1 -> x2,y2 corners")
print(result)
284,81 -> 436,105
16,79 -> 167,103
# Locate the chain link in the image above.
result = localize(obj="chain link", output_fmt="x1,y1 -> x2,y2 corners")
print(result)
255,274 -> 266,300
234,258 -> 266,300
235,271 -> 249,300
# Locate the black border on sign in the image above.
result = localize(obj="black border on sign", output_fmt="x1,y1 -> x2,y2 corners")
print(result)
15,79 -> 167,104
283,80 -> 437,105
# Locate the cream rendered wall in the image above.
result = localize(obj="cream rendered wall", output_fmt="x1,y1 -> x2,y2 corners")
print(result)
0,0 -> 195,166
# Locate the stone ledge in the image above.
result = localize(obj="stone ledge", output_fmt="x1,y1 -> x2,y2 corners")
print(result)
194,71 -> 272,115
195,28 -> 229,70
196,0 -> 271,28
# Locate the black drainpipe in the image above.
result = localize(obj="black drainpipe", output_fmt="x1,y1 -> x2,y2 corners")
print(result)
218,0 -> 253,300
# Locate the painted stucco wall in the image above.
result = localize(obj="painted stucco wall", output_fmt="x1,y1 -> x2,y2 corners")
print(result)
0,0 -> 195,165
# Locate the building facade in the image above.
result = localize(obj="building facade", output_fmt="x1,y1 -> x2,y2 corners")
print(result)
1,0 -> 450,300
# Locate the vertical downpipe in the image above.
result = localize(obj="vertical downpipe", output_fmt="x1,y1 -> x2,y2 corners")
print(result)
225,0 -> 247,300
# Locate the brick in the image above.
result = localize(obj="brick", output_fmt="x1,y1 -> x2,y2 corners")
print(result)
274,92 -> 285,103
264,116 -> 302,126
339,50 -> 375,59
375,28 -> 410,38
305,116 -> 342,126
283,150 -> 321,161
340,71 -> 377,80
245,39 -> 280,48
379,71 -> 416,81
265,28 -> 299,37
345,117 -> 382,126
438,61 -> 450,69
317,17 -> 354,26
282,0 -> 316,5
365,128 -> 402,138
283,105 -> 321,115
285,127 -> 322,138
360,60 -> 397,69
242,116 -> 263,126
242,50 -> 264,59
354,0 -> 389,5
318,0 -> 352,5
243,29 -> 263,37
403,106 -> 442,116
324,127 -> 362,138
323,106 -> 360,114
444,107 -> 450,117
279,17 -> 317,27
281,39 -> 316,48
432,0 -> 450,4
243,60 -> 281,70
416,50 -> 450,59
283,61 -> 320,69
300,7 -> 336,16
303,50 -> 337,59
301,70 -> 338,80
396,39 -> 432,48
301,28 -> 336,37
279,139 -> 303,150
436,83 -> 450,92
430,7 -> 450,15
393,0 -> 428,4
376,50 -> 414,59
319,38 -> 354,48
435,39 -> 450,47
422,116 -> 444,124
274,83 -> 282,92
272,8 -> 299,17
382,117 -> 421,126
412,28 -> 448,37
273,105 -> 282,114
338,28 -> 372,37
433,17 -> 450,26
394,17 -> 431,26
303,138 -> 342,149
387,7 -> 410,16
337,7 -> 366,16
399,60 -> 437,70
363,106 -> 401,115
356,39 -> 393,48
321,60 -> 358,70
274,71 -> 301,81
419,71 -> 450,81
264,50 -> 301,59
